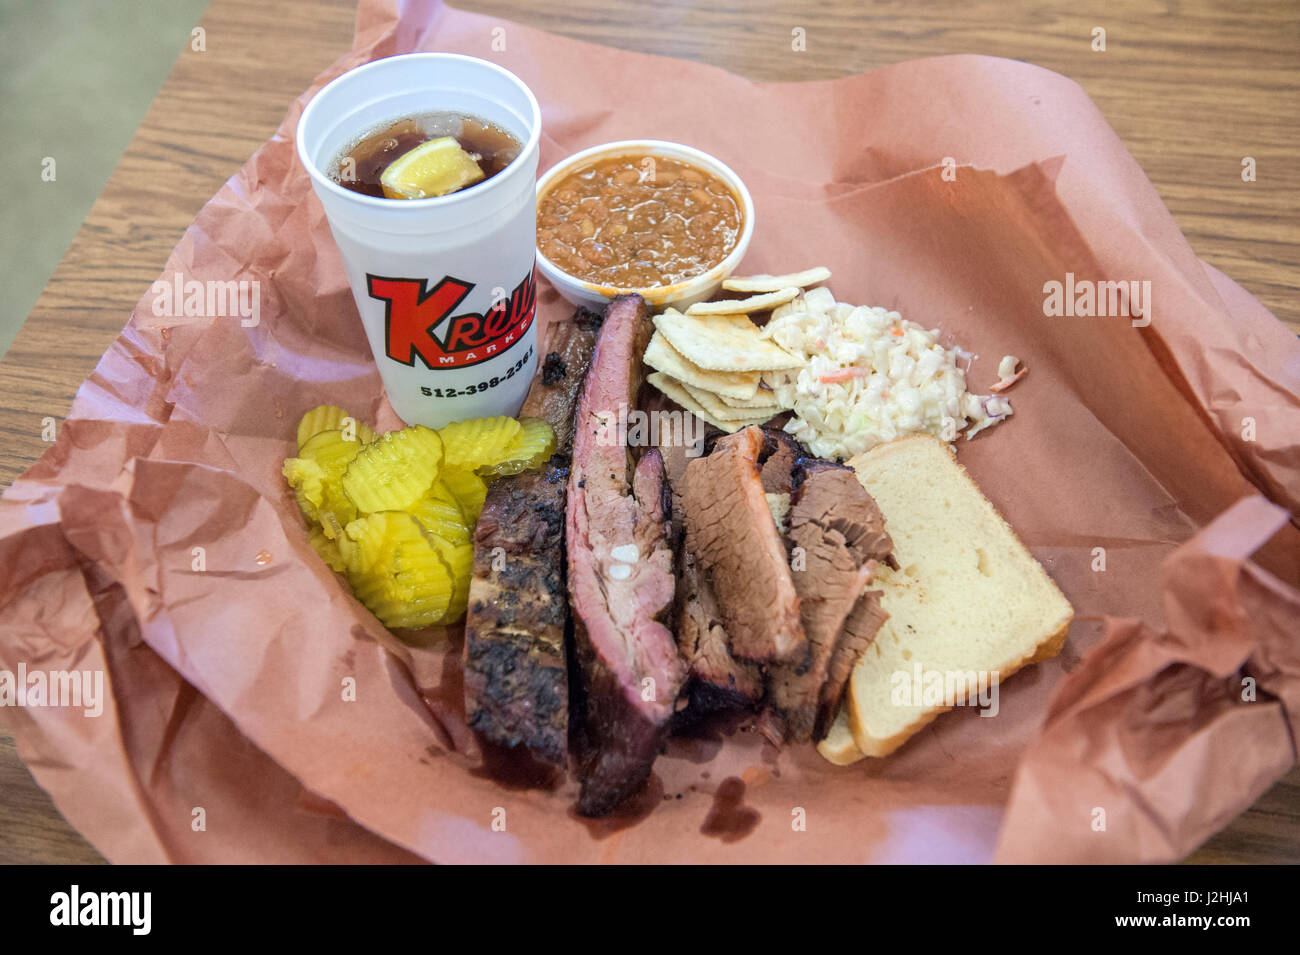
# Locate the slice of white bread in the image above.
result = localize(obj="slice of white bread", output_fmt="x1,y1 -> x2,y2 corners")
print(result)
816,706 -> 865,765
835,435 -> 1073,760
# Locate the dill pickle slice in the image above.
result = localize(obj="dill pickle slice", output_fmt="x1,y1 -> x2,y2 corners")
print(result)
477,417 -> 556,478
342,511 -> 453,629
438,466 -> 488,523
342,425 -> 444,514
429,535 -> 473,624
298,429 -> 364,525
307,524 -> 346,573
282,456 -> 326,521
318,511 -> 358,572
437,416 -> 522,470
408,481 -> 471,546
296,404 -> 376,450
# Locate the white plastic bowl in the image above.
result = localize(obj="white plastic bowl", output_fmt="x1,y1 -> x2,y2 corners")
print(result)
534,139 -> 755,311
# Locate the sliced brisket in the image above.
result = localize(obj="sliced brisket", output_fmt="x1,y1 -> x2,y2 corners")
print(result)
818,588 -> 889,739
766,459 -> 893,743
674,548 -> 764,718
681,426 -> 805,663
759,428 -> 805,496
462,310 -> 601,765
654,418 -> 762,722
567,294 -> 684,816
518,307 -> 603,451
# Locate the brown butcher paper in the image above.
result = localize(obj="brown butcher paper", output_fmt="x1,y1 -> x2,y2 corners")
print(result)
1,0 -> 1297,863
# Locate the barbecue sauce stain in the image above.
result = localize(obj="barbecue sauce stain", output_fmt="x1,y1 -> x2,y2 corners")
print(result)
700,777 -> 760,843
569,773 -> 663,839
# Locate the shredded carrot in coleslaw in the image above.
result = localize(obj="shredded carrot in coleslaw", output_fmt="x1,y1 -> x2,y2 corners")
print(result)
759,287 -> 1013,459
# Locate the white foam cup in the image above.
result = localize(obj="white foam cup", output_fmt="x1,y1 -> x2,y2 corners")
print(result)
296,53 -> 542,428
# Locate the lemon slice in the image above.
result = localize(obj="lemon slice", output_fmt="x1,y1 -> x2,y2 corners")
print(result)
380,136 -> 485,199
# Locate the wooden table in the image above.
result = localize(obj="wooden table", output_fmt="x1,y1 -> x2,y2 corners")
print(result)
0,0 -> 1295,864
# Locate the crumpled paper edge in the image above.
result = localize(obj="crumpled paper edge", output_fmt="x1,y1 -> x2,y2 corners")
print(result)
0,0 -> 1294,867
996,495 -> 1299,863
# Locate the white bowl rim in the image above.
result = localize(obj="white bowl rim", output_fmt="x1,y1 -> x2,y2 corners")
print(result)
534,138 -> 755,300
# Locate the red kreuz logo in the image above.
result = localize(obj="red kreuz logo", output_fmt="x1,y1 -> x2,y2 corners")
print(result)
367,270 -> 536,370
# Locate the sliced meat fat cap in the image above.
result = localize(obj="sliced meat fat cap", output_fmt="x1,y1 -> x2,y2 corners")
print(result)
788,458 -> 893,565
566,293 -> 685,815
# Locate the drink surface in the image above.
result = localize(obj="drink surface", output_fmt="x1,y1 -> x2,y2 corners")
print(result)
330,111 -> 522,199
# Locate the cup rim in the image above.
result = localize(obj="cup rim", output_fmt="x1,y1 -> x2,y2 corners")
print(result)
295,52 -> 542,212
533,139 -> 756,303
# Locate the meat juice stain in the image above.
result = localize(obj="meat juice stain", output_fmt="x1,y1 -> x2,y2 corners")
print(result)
665,730 -> 723,765
428,631 -> 556,790
570,774 -> 663,839
700,777 -> 760,843
254,549 -> 273,566
419,632 -> 475,755
470,737 -> 562,793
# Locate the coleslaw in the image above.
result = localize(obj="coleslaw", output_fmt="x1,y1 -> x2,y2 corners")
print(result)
761,287 -> 1012,459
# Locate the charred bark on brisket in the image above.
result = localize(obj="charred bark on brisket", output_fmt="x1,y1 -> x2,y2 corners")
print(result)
462,308 -> 602,766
